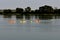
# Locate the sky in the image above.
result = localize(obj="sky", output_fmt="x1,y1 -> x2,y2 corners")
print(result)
0,0 -> 60,9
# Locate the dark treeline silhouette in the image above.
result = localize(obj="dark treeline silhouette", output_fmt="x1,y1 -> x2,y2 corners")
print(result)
0,5 -> 60,18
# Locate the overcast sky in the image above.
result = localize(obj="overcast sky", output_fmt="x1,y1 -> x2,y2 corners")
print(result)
0,0 -> 60,9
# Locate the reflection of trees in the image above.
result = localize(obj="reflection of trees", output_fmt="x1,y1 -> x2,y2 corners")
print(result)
16,15 -> 30,20
3,15 -> 11,18
16,15 -> 53,20
16,15 -> 23,19
25,15 -> 30,20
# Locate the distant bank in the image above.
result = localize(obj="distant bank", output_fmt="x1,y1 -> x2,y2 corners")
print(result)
0,5 -> 60,17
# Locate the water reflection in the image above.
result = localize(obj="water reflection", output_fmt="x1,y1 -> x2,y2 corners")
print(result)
0,15 -> 60,40
20,19 -> 26,24
8,20 -> 16,24
34,19 -> 41,24
3,15 -> 11,18
0,15 -> 60,32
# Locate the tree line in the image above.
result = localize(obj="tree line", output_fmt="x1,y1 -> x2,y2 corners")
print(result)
0,5 -> 60,16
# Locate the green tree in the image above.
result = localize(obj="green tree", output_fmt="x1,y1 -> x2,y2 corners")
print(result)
39,5 -> 54,13
16,8 -> 24,13
3,9 -> 12,13
25,7 -> 31,12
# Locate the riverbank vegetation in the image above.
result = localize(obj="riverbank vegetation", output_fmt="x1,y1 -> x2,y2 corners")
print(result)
0,5 -> 60,19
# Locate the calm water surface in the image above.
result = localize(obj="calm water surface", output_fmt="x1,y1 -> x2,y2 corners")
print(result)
0,15 -> 60,40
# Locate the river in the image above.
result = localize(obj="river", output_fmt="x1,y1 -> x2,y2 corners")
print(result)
0,15 -> 60,40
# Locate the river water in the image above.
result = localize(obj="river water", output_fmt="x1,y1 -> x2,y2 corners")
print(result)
0,15 -> 60,40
